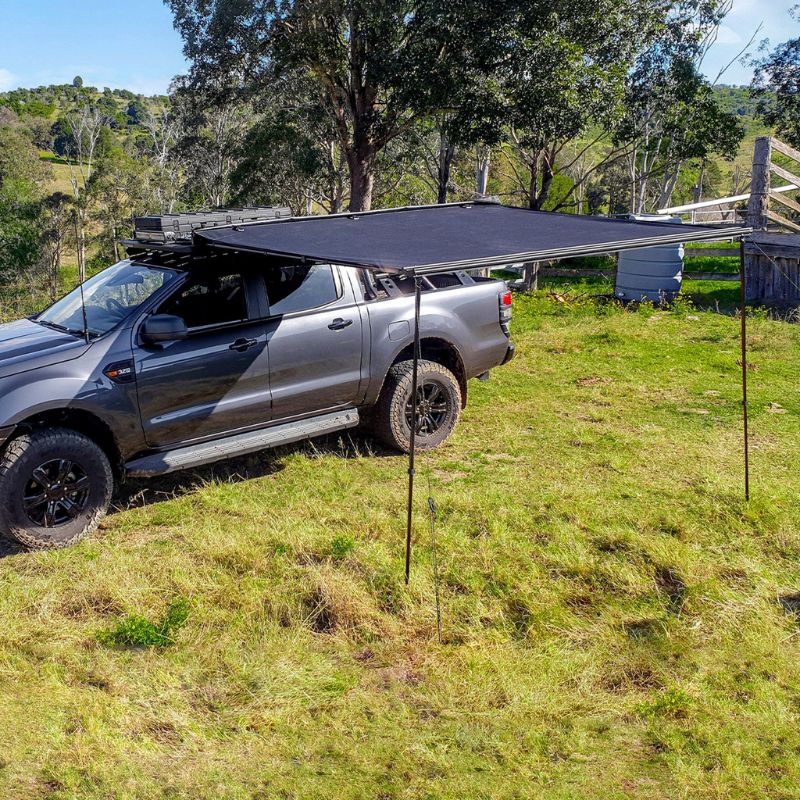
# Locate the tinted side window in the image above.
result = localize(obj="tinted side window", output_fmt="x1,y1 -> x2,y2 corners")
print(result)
266,265 -> 339,315
159,272 -> 248,330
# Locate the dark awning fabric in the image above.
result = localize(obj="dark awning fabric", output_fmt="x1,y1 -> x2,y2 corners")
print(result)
195,202 -> 750,275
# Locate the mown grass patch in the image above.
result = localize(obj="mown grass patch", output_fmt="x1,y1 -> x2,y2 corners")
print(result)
0,288 -> 799,798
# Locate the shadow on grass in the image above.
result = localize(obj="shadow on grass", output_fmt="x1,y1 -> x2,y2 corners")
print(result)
114,428 -> 392,513
0,430 -> 394,558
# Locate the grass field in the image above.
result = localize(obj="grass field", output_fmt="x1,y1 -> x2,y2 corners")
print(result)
39,151 -> 81,196
1,287 -> 800,799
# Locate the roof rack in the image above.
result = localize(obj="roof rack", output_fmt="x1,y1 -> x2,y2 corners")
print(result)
131,206 -> 292,244
119,240 -> 195,255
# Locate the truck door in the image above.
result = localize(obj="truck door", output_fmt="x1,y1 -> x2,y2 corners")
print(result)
263,264 -> 364,420
134,267 -> 272,447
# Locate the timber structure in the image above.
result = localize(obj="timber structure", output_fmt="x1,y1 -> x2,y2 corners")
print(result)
744,136 -> 800,303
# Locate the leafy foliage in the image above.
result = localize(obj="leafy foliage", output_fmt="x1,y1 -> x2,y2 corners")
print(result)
98,598 -> 191,648
0,3 -> 765,294
752,26 -> 800,148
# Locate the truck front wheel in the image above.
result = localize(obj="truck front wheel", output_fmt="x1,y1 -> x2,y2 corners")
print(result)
0,428 -> 114,550
374,359 -> 462,453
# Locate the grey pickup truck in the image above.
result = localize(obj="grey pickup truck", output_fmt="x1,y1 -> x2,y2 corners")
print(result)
0,215 -> 514,549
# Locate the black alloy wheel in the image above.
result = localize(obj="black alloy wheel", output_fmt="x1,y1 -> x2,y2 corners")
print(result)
23,458 -> 91,528
405,381 -> 450,437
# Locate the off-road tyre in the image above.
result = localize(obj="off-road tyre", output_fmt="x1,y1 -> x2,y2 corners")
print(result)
0,427 -> 114,550
374,359 -> 462,453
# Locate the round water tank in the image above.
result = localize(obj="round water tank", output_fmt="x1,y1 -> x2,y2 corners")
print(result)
615,215 -> 684,303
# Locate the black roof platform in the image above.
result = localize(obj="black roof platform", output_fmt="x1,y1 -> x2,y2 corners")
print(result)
131,206 -> 292,244
120,240 -> 194,256
194,201 -> 752,276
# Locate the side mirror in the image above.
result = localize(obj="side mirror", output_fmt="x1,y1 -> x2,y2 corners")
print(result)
141,314 -> 188,344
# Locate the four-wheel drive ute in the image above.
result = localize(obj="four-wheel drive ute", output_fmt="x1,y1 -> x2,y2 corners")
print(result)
0,239 -> 514,549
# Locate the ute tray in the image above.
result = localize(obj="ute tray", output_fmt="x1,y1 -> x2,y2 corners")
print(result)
133,206 -> 292,243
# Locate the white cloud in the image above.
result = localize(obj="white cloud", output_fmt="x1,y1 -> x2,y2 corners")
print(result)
0,68 -> 17,92
714,25 -> 743,45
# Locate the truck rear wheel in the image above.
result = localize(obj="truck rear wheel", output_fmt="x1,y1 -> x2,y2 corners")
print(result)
0,428 -> 113,550
374,359 -> 462,453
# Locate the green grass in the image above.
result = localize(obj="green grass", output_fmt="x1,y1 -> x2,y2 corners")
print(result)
685,241 -> 740,251
97,598 -> 191,649
1,289 -> 800,798
684,255 -> 739,274
38,151 -> 83,195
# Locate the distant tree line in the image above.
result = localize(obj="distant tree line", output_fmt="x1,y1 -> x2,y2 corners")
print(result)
0,0 -> 799,299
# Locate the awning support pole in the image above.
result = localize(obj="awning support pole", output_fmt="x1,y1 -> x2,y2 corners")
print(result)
739,237 -> 750,502
405,276 -> 422,584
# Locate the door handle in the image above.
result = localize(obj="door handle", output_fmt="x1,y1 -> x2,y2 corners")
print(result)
229,337 -> 258,352
328,318 -> 353,330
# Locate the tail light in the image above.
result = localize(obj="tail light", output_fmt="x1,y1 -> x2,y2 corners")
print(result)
499,289 -> 512,335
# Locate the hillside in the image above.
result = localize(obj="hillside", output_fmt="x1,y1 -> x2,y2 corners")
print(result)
0,82 -> 167,186
0,82 -> 771,211
0,82 -> 167,126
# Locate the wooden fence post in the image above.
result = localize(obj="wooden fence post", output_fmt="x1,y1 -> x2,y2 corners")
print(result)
747,136 -> 772,231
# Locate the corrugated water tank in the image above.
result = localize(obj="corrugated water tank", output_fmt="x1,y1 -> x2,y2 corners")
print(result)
614,214 -> 684,302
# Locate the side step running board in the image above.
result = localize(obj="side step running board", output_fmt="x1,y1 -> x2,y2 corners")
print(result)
125,409 -> 359,477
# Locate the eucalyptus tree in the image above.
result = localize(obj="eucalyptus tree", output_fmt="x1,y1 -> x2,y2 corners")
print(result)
752,6 -> 800,149
62,104 -> 110,280
139,105 -> 183,214
621,57 -> 741,212
229,72 -> 350,214
166,0 -> 506,211
170,76 -> 255,209
499,1 -> 700,211
616,0 -> 743,213
496,0 -> 744,213
39,192 -> 70,300
0,126 -> 52,284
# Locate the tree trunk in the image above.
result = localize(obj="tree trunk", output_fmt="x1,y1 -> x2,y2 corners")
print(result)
437,133 -> 455,204
537,158 -> 554,211
522,261 -> 539,291
75,210 -> 86,283
528,152 -> 555,211
475,146 -> 490,196
692,162 -> 706,205
656,165 -> 681,211
347,146 -> 375,212
528,155 -> 539,209
629,148 -> 637,214
330,180 -> 344,214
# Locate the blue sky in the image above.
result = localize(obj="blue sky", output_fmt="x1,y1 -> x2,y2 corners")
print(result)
0,0 -> 796,95
0,0 -> 188,95
702,0 -> 799,84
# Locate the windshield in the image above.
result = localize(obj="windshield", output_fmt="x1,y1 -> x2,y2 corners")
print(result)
36,260 -> 182,338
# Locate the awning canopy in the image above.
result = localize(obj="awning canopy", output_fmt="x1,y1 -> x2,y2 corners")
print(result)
195,202 -> 751,275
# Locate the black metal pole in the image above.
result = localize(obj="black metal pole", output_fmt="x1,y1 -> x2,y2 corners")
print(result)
405,277 -> 422,584
739,237 -> 750,502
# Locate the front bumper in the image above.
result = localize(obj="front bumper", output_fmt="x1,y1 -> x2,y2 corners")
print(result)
501,342 -> 516,365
